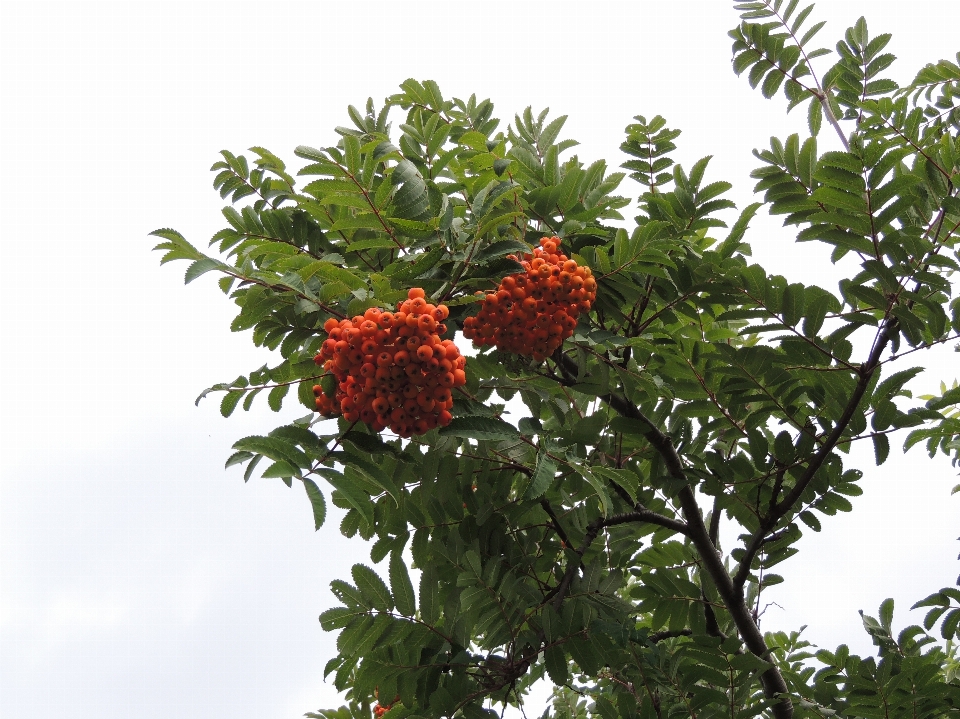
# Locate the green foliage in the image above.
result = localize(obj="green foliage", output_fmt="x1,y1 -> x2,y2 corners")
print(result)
153,4 -> 960,718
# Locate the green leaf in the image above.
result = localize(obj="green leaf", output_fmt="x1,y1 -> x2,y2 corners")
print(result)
391,159 -> 429,219
565,460 -> 613,517
317,468 -> 375,528
233,435 -> 309,469
347,237 -> 398,252
220,390 -> 244,418
872,433 -> 890,465
343,135 -> 361,174
808,97 -> 823,136
261,460 -> 299,480
243,454 -> 263,483
762,68 -> 786,98
539,114 -> 568,149
799,510 -> 822,532
302,478 -> 326,530
544,645 -> 568,685
389,550 -> 416,617
570,412 -> 608,446
525,450 -> 557,500
352,564 -> 393,612
438,416 -> 521,441
303,261 -> 367,290
225,450 -> 254,469
268,384 -> 289,412
329,214 -> 384,232
592,466 -> 640,504
879,598 -> 895,630
419,568 -> 438,624
385,246 -> 444,280
319,606 -> 367,631
608,416 -> 653,439
185,258 -> 226,284
335,450 -> 400,506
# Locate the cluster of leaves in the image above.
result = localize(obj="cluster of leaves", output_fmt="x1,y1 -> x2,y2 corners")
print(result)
154,2 -> 960,718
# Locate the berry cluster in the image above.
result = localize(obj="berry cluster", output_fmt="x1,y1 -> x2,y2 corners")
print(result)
312,289 -> 467,437
373,693 -> 399,717
462,237 -> 597,360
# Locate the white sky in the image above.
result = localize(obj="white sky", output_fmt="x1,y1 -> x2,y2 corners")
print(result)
2,2 -> 959,718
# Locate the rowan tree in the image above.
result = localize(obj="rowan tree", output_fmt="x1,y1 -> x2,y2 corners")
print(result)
153,3 -> 960,717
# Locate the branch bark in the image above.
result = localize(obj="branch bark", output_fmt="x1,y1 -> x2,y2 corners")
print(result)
733,319 -> 895,587
556,353 -> 794,719
549,510 -> 687,611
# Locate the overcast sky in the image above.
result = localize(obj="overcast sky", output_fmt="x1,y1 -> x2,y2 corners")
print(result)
2,2 -> 959,718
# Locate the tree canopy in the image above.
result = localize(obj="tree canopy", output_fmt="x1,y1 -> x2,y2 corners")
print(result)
153,2 -> 960,717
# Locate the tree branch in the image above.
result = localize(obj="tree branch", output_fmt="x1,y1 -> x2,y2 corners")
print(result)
548,510 -> 686,611
555,353 -> 795,719
540,499 -> 571,548
733,318 -> 896,587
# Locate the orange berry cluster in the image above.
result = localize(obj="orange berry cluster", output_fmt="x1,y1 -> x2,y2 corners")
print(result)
312,289 -> 467,437
462,237 -> 597,361
373,693 -> 399,718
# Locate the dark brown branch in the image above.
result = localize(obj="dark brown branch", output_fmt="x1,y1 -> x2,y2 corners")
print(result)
555,353 -> 794,719
549,509 -> 688,611
733,318 -> 896,588
709,496 -> 722,549
551,518 -> 602,611
539,500 -> 571,548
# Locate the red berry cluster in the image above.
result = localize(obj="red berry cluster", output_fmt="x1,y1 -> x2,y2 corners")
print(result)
462,237 -> 597,361
312,289 -> 467,437
373,692 -> 399,717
